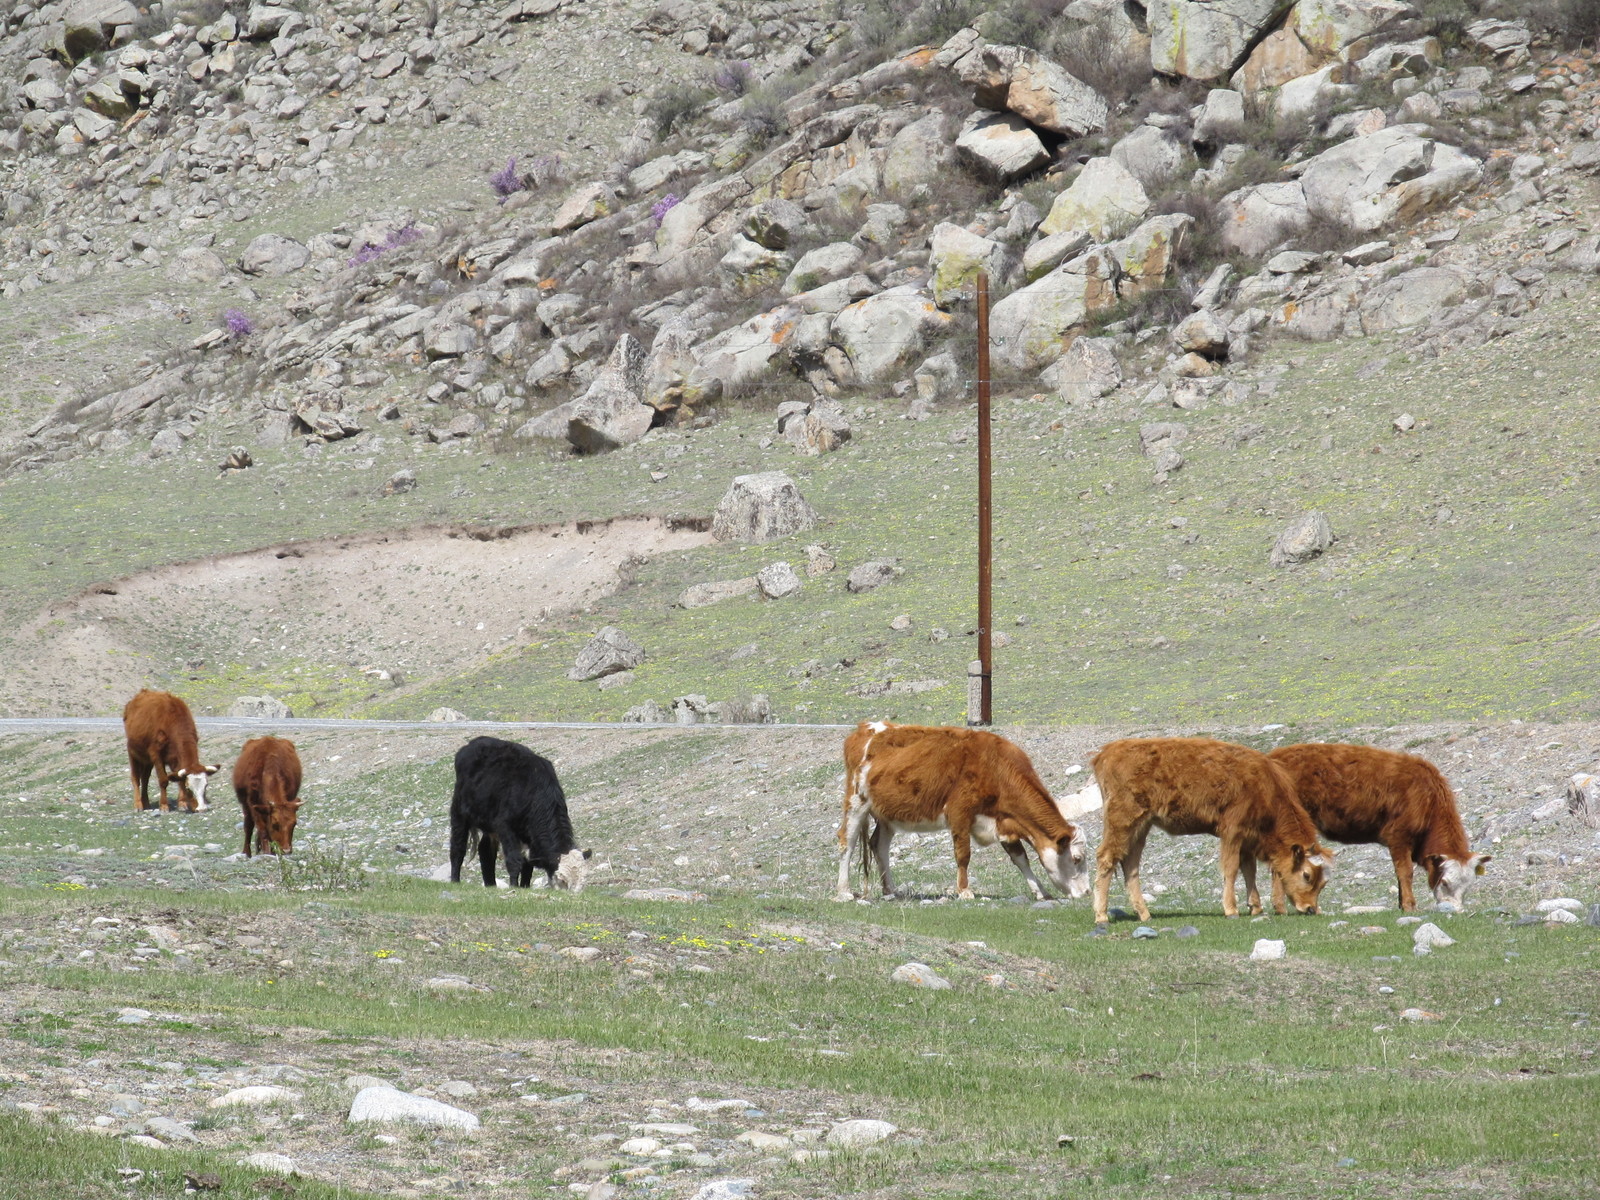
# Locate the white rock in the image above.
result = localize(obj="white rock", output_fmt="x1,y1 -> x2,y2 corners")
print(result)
348,1086 -> 480,1130
209,1086 -> 299,1109
687,1181 -> 755,1200
115,1007 -> 152,1024
685,1097 -> 753,1112
1533,898 -> 1583,913
890,962 -> 951,989
738,1130 -> 792,1150
1412,922 -> 1455,950
1249,938 -> 1286,961
631,1122 -> 699,1136
826,1119 -> 897,1147
560,946 -> 602,962
620,1136 -> 663,1156
1544,908 -> 1580,925
239,1152 -> 295,1174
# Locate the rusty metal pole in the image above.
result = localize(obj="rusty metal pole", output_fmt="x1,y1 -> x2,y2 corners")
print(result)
974,272 -> 993,727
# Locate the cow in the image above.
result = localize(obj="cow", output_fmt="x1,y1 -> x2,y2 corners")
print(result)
1268,742 -> 1490,911
1091,736 -> 1331,923
122,689 -> 220,814
232,736 -> 303,857
448,736 -> 592,890
834,721 -> 1090,903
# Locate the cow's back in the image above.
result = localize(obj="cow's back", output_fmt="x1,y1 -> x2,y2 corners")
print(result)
1094,737 -> 1300,839
233,736 -> 302,805
857,724 -> 989,820
1270,742 -> 1455,843
124,689 -> 197,759
452,736 -> 573,858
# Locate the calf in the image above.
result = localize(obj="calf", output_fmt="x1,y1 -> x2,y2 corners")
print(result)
1268,742 -> 1489,910
836,721 -> 1089,902
448,736 -> 592,890
232,736 -> 303,857
1092,737 -> 1331,923
122,689 -> 220,813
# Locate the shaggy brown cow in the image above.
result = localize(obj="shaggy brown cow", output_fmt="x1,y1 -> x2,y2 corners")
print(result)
232,736 -> 303,857
835,721 -> 1089,902
1268,742 -> 1489,911
1092,737 -> 1331,923
122,689 -> 219,813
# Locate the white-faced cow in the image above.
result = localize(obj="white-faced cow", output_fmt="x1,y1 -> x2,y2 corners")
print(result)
1092,736 -> 1331,923
448,736 -> 592,890
122,689 -> 220,813
1268,742 -> 1489,911
835,721 -> 1090,903
232,736 -> 303,857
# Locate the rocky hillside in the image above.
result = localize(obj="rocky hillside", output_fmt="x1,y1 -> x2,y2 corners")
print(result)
3,0 -> 1600,721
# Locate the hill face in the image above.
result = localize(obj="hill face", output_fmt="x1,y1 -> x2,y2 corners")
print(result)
2,0 -> 1599,724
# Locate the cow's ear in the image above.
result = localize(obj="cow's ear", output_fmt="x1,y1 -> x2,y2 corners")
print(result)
1474,854 -> 1492,875
289,799 -> 304,808
206,764 -> 221,774
1424,853 -> 1446,869
581,848 -> 594,860
1290,844 -> 1306,867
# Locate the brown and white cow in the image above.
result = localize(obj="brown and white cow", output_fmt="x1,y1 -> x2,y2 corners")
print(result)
1092,737 -> 1331,923
1268,742 -> 1489,911
232,736 -> 303,857
122,689 -> 220,813
835,721 -> 1090,902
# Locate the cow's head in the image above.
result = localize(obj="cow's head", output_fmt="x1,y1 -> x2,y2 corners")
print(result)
1040,827 -> 1091,900
1426,852 -> 1490,908
554,848 -> 593,893
177,764 -> 221,812
1276,843 -> 1332,914
262,797 -> 303,855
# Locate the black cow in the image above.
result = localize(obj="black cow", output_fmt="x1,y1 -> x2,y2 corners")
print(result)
448,736 -> 592,890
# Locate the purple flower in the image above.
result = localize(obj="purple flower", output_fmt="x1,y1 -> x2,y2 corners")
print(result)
348,223 -> 422,267
223,308 -> 254,339
650,193 -> 681,229
490,156 -> 525,200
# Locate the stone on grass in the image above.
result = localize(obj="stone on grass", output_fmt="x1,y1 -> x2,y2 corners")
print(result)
1270,512 -> 1335,567
349,1086 -> 479,1130
847,559 -> 902,593
1534,898 -> 1584,913
738,1130 -> 792,1150
1249,938 -> 1286,961
688,1181 -> 756,1200
710,473 -> 817,543
756,561 -> 803,599
227,695 -> 292,719
1400,1007 -> 1442,1021
1412,922 -> 1455,950
686,1097 -> 755,1113
1132,925 -> 1158,939
239,233 -> 310,276
239,1153 -> 295,1174
623,887 -> 708,902
116,1007 -> 152,1024
1543,908 -> 1580,925
210,1086 -> 299,1109
1041,335 -> 1120,402
427,707 -> 468,722
827,1118 -> 898,1147
679,578 -> 759,608
145,1117 -> 198,1143
891,962 -> 951,989
567,626 -> 645,681
566,334 -> 653,453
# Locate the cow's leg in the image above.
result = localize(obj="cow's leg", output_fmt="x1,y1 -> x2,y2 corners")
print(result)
1219,838 -> 1244,917
153,762 -> 173,814
130,757 -> 151,812
1093,824 -> 1129,925
1242,853 -> 1268,916
834,802 -> 871,901
871,824 -> 897,898
1121,836 -> 1152,922
498,828 -> 527,889
1388,842 -> 1418,911
477,832 -> 499,887
950,822 -> 975,899
1265,859 -> 1287,915
448,818 -> 469,884
240,796 -> 256,858
1004,841 -> 1048,901
519,857 -> 535,888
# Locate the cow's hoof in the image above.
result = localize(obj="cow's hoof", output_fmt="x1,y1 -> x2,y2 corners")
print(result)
957,889 -> 976,900
832,892 -> 855,903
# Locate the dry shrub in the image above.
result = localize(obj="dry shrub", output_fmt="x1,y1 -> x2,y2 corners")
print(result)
1053,22 -> 1154,112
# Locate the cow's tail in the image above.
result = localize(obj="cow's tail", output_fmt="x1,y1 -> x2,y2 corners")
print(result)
860,817 -> 882,891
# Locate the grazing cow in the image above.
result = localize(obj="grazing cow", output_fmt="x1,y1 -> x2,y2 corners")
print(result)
835,721 -> 1090,902
1092,737 -> 1331,923
448,736 -> 592,890
122,689 -> 220,813
1268,742 -> 1490,911
232,736 -> 303,857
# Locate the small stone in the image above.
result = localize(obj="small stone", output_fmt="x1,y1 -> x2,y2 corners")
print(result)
619,1137 -> 663,1156
1132,926 -> 1158,939
1174,925 -> 1200,939
685,1097 -> 755,1113
116,1007 -> 152,1024
239,1152 -> 295,1174
1412,923 -> 1455,950
209,1086 -> 298,1109
826,1119 -> 897,1148
560,946 -> 602,962
737,1130 -> 792,1150
889,614 -> 913,630
890,962 -> 951,989
347,1086 -> 479,1130
1543,908 -> 1580,925
1394,412 -> 1416,432
1249,939 -> 1286,961
1400,1007 -> 1441,1022
1533,898 -> 1583,913
687,1182 -> 756,1200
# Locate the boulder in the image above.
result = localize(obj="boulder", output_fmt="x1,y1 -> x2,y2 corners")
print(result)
1216,181 -> 1311,257
1039,157 -> 1149,241
1270,511 -> 1335,566
549,182 -> 616,234
1293,0 -> 1417,57
1232,27 -> 1319,93
832,287 -> 951,385
756,561 -> 803,599
889,962 -> 950,989
782,402 -> 852,456
239,234 -> 310,276
742,199 -> 808,250
347,1087 -> 480,1131
228,696 -> 292,719
567,627 -> 646,681
61,0 -> 138,60
846,558 -> 902,593
783,243 -> 864,295
1040,335 -> 1121,401
165,247 -> 228,283
678,578 -> 758,608
567,334 -> 654,453
1109,124 -> 1193,192
1299,125 -> 1482,236
946,39 -> 1107,136
1193,88 -> 1245,144
827,1118 -> 899,1146
1023,230 -> 1093,282
1107,213 -> 1194,296
1359,267 -> 1470,333
882,110 -> 955,197
989,248 -> 1121,372
709,473 -> 818,543
719,235 -> 793,290
684,305 -> 803,402
1151,0 -> 1295,81
954,112 -> 1050,183
427,708 -> 468,722
1173,310 -> 1230,358
929,223 -> 1006,307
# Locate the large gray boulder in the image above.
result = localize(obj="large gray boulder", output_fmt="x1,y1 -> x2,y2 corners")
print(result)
945,38 -> 1108,136
1107,214 -> 1194,296
846,559 -> 902,593
1271,512 -> 1336,566
929,223 -> 1006,307
567,334 -> 653,453
989,249 -> 1121,372
1040,335 -> 1121,402
683,304 -> 802,402
709,473 -> 817,543
62,0 -> 138,59
954,112 -> 1050,183
1299,125 -> 1482,236
1039,157 -> 1149,241
1110,125 -> 1193,192
1216,182 -> 1311,257
783,243 -> 864,295
832,287 -> 951,385
239,234 -> 310,276
882,111 -> 956,197
567,627 -> 646,681
1293,0 -> 1417,57
1359,267 -> 1471,334
1151,0 -> 1295,81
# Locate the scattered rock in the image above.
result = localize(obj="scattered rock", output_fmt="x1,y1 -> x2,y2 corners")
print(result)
239,1153 -> 295,1175
209,1086 -> 299,1109
427,708 -> 468,722
826,1118 -> 898,1147
756,561 -> 803,599
709,473 -> 818,543
846,559 -> 902,593
227,696 -> 292,719
1270,512 -> 1336,567
1249,939 -> 1286,961
348,1086 -> 480,1130
567,626 -> 646,681
890,962 -> 951,989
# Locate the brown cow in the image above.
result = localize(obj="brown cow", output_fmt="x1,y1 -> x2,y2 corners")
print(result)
1268,742 -> 1489,911
122,689 -> 220,813
232,736 -> 303,857
835,721 -> 1089,902
1092,737 -> 1331,923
